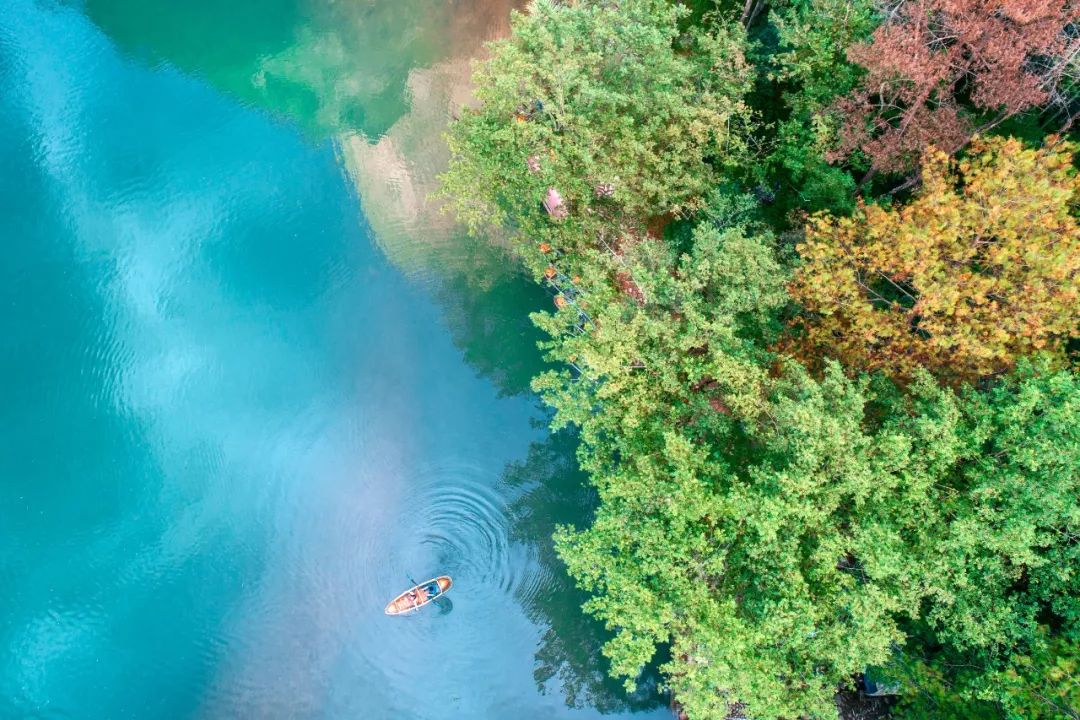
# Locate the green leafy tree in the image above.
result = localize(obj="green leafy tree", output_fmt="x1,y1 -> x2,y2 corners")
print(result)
440,0 -> 753,274
992,634 -> 1080,720
895,632 -> 1080,720
892,365 -> 1080,720
767,0 -> 879,213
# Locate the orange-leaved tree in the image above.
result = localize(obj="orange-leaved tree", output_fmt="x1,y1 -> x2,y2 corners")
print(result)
790,135 -> 1080,382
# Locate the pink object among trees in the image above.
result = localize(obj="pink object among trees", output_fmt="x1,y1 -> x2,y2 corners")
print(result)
543,187 -> 568,219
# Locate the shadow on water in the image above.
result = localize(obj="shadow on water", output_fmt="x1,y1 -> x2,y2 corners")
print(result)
433,596 -> 454,615
429,251 -> 553,398
504,428 -> 667,713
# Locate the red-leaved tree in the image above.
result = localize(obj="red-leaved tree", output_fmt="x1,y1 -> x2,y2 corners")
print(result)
830,0 -> 1080,180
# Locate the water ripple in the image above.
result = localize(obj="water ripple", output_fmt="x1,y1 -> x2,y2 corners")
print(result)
394,463 -> 541,606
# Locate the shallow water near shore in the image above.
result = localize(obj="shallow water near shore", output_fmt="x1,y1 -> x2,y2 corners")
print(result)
0,1 -> 667,718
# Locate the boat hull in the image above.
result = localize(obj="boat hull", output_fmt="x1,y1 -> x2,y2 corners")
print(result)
384,576 -> 452,615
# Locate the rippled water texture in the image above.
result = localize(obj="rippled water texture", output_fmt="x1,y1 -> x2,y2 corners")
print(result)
0,0 -> 667,718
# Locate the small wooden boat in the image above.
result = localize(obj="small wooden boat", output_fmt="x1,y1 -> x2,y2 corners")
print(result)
384,576 -> 452,616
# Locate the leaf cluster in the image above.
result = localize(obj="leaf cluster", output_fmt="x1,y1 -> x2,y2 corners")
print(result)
790,136 -> 1080,383
440,0 -> 754,275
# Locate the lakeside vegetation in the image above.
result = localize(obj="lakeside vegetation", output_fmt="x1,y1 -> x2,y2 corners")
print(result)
440,1 -> 1080,718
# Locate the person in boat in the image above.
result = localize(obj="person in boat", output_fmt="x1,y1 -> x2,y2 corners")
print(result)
406,582 -> 440,607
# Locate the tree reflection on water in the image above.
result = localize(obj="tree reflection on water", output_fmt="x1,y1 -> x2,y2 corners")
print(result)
504,429 -> 666,713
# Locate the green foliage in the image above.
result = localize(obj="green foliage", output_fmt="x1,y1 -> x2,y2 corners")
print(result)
926,366 -> 1080,651
533,222 -> 785,448
766,0 -> 878,214
895,632 -> 1080,720
553,347 -> 1079,719
893,366 -> 1080,720
440,0 -> 753,273
992,633 -> 1080,720
770,117 -> 859,214
438,3 -> 1080,719
770,0 -> 876,115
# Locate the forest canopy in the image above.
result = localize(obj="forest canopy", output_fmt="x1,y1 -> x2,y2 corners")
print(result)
440,1 -> 1080,718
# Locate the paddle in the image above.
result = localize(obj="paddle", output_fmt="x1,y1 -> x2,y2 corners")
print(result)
405,573 -> 421,612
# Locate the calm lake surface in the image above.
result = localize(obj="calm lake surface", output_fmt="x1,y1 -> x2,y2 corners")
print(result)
0,1 -> 666,717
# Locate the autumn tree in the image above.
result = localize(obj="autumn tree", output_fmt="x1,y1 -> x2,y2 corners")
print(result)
829,0 -> 1080,180
790,136 -> 1080,382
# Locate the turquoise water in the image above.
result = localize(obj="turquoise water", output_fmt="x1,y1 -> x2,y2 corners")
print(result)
0,1 -> 665,718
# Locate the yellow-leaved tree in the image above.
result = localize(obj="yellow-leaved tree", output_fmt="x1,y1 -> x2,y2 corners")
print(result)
790,136 -> 1080,381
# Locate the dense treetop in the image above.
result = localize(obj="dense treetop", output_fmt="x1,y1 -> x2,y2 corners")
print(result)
790,136 -> 1080,382
442,0 -> 753,270
831,0 -> 1080,179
